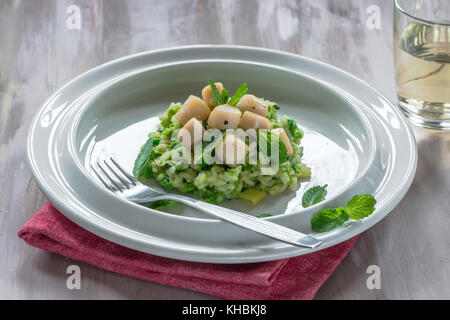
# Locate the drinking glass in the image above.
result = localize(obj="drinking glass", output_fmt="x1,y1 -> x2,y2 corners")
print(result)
394,0 -> 450,129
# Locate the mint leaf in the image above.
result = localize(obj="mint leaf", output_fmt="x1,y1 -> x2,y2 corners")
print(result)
258,131 -> 289,163
345,195 -> 376,220
228,83 -> 248,106
311,207 -> 349,233
271,132 -> 289,163
221,88 -> 230,104
207,81 -> 248,105
302,185 -> 328,208
133,138 -> 160,180
256,213 -> 272,218
208,80 -> 223,105
149,200 -> 178,210
309,194 -> 377,233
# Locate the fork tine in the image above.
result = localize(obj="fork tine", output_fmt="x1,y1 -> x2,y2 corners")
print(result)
109,157 -> 138,185
96,161 -> 124,192
91,164 -> 117,192
103,159 -> 131,189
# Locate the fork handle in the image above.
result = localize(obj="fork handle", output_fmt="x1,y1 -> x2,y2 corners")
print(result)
151,195 -> 322,249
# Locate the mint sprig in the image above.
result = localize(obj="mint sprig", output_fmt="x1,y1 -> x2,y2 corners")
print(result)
133,137 -> 160,180
221,88 -> 230,104
208,80 -> 248,106
149,200 -> 178,210
228,83 -> 248,106
208,80 -> 224,105
346,195 -> 376,220
302,185 -> 328,208
311,208 -> 348,233
258,130 -> 289,163
311,195 -> 376,233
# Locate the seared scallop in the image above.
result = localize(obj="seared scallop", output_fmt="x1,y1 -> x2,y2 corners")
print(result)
239,111 -> 271,131
177,118 -> 205,148
174,95 -> 210,125
236,94 -> 269,117
207,104 -> 242,129
271,128 -> 293,155
202,82 -> 224,108
215,134 -> 249,167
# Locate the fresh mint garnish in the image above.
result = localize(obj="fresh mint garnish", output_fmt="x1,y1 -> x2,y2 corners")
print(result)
133,138 -> 160,180
228,83 -> 248,106
208,80 -> 224,105
310,195 -> 376,233
149,200 -> 178,210
302,185 -> 328,208
221,88 -> 230,104
258,131 -> 289,163
311,207 -> 349,233
207,81 -> 248,106
345,195 -> 377,220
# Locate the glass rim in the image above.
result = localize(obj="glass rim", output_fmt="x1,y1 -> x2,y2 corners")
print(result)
395,0 -> 450,27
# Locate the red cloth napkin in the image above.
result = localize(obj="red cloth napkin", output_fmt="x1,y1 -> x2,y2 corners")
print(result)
18,202 -> 357,299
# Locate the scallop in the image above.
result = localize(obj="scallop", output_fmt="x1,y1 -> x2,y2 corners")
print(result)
202,82 -> 224,108
215,134 -> 249,167
177,118 -> 205,148
271,128 -> 293,155
239,111 -> 271,131
207,104 -> 242,129
174,95 -> 210,125
236,94 -> 269,117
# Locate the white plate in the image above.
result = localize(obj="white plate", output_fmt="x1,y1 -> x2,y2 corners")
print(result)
27,45 -> 417,263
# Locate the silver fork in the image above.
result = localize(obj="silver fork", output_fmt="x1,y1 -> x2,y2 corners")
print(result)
91,157 -> 322,249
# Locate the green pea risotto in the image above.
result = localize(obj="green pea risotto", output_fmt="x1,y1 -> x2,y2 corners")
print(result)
133,81 -> 311,205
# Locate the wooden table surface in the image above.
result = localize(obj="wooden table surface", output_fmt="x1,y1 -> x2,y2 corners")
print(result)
1,0 -> 449,299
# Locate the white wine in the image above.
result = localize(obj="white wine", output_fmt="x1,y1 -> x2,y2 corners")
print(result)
394,22 -> 450,122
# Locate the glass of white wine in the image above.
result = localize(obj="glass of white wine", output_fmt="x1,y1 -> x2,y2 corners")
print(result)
394,0 -> 450,130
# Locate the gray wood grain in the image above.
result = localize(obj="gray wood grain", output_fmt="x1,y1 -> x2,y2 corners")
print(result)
0,0 -> 448,299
